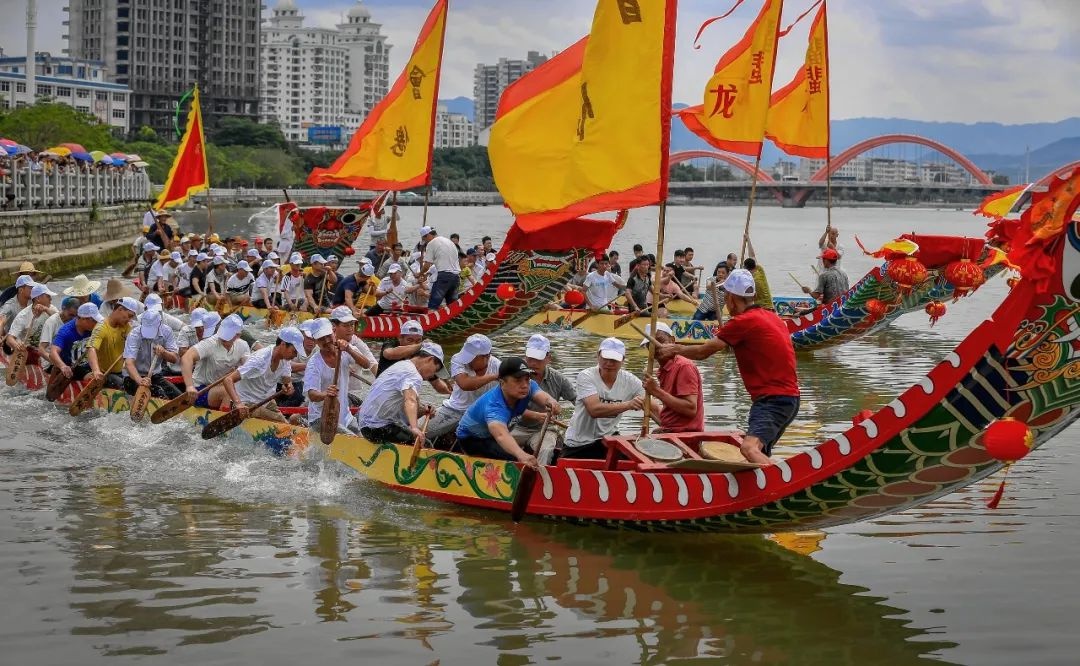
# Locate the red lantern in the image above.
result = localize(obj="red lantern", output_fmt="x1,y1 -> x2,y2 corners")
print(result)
563,289 -> 585,307
982,417 -> 1034,509
886,256 -> 928,293
925,300 -> 947,327
943,258 -> 985,300
343,246 -> 356,256
495,284 -> 516,301
865,298 -> 888,320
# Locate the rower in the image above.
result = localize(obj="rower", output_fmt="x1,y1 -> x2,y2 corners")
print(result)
366,239 -> 390,273
561,338 -> 647,460
803,248 -> 849,304
38,296 -> 79,367
61,274 -> 102,306
333,262 -> 378,312
137,242 -> 160,293
0,275 -> 36,343
174,307 -> 208,374
657,269 -> 800,465
220,326 -> 304,423
375,243 -> 406,279
377,319 -> 424,376
185,253 -> 212,303
509,334 -> 576,454
580,254 -> 626,312
366,263 -> 412,316
623,257 -> 653,316
640,322 -> 704,433
328,306 -> 377,405
245,248 -> 263,275
87,296 -> 140,389
303,318 -> 370,434
5,283 -> 58,363
225,260 -> 255,306
121,308 -> 181,399
204,257 -> 229,306
143,293 -> 184,331
98,278 -> 134,319
278,319 -> 318,409
176,250 -> 198,299
425,334 -> 501,441
455,357 -> 562,467
251,260 -> 280,310
280,255 -> 306,311
180,313 -> 250,409
303,254 -> 335,314
48,303 -> 103,384
356,340 -> 445,445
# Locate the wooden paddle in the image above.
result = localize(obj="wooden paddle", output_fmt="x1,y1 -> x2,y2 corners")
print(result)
4,319 -> 33,386
130,318 -> 165,422
68,353 -> 124,417
511,410 -> 552,523
710,275 -> 724,326
45,367 -> 73,402
319,351 -> 342,445
149,372 -> 232,424
201,389 -> 286,440
406,406 -> 433,470
613,297 -> 671,329
788,272 -> 809,291
570,293 -> 623,329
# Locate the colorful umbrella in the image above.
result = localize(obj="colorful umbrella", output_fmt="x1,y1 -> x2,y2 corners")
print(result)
44,146 -> 72,157
0,146 -> 9,157
71,151 -> 93,162
7,144 -> 31,155
90,150 -> 108,163
60,142 -> 87,153
0,139 -> 17,147
132,160 -> 149,167
125,153 -> 142,162
110,152 -> 128,159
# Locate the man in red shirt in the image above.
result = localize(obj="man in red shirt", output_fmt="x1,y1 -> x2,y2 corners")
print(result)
657,269 -> 799,465
640,322 -> 704,433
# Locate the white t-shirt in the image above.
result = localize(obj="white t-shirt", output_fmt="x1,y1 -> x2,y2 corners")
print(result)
226,273 -> 254,295
443,354 -> 501,412
280,273 -> 305,303
38,311 -> 64,352
564,367 -> 644,448
583,270 -> 626,309
376,278 -> 408,309
147,260 -> 167,287
176,262 -> 195,290
425,236 -> 461,274
346,335 -> 377,396
204,268 -> 226,293
304,349 -> 356,427
8,305 -> 52,346
252,274 -> 276,302
817,241 -> 846,270
235,346 -> 292,404
192,336 -> 250,386
356,360 -> 424,430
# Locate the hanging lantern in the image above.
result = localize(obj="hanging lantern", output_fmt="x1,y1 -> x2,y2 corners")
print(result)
563,289 -> 585,307
495,284 -> 516,301
925,300 -> 947,327
943,258 -> 985,300
343,246 -> 356,256
886,256 -> 928,293
865,298 -> 888,320
982,417 -> 1034,509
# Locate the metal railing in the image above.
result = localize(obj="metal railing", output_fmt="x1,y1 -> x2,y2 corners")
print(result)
0,162 -> 153,210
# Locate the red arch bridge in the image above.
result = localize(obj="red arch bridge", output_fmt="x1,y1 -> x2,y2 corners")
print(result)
668,134 -> 1009,208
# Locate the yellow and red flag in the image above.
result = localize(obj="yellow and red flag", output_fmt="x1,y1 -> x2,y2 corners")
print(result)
308,0 -> 447,190
677,0 -> 784,157
488,0 -> 678,231
974,184 -> 1026,219
765,0 -> 829,158
154,85 -> 209,209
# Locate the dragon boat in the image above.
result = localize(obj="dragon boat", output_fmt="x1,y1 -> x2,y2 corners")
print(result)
6,168 -> 1079,533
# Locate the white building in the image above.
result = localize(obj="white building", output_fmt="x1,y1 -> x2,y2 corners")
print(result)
434,105 -> 474,149
0,53 -> 131,133
260,0 -> 390,146
797,156 -> 869,182
473,51 -> 548,137
867,157 -> 919,183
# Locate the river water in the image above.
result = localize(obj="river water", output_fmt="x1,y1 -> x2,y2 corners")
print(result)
2,205 -> 1077,665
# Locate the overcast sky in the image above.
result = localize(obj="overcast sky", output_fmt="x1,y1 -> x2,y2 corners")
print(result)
5,0 -> 1078,124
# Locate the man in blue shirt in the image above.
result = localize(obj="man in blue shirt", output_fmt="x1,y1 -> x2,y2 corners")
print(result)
47,302 -> 103,386
455,357 -> 561,469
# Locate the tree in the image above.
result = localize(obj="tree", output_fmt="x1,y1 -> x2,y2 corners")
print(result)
991,173 -> 1010,186
133,125 -> 165,145
0,101 -> 115,151
670,163 -> 703,181
211,117 -> 287,149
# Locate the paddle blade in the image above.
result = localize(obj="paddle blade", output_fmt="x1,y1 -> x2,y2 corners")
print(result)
129,385 -> 152,422
150,392 -> 194,424
612,312 -> 633,329
510,467 -> 538,522
320,400 -> 339,445
46,371 -> 73,402
202,410 -> 245,440
5,349 -> 27,386
68,376 -> 106,416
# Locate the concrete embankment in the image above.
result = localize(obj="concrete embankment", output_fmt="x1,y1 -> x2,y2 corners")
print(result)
0,204 -> 143,283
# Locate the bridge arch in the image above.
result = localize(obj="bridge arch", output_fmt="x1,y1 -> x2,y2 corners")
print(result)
810,134 -> 993,186
670,150 -> 776,183
1037,160 -> 1080,187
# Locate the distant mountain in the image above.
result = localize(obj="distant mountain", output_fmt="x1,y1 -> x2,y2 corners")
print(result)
439,97 -> 474,122
967,137 -> 1080,181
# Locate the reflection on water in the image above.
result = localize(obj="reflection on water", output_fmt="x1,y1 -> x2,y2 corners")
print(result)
3,207 -> 1077,664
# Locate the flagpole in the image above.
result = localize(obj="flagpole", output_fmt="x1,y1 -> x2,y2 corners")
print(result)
641,200 -> 667,437
825,152 -> 833,232
206,188 -> 215,237
421,186 -> 431,227
739,154 -> 762,263
388,191 -> 399,247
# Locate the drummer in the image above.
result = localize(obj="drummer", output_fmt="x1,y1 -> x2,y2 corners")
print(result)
561,338 -> 648,460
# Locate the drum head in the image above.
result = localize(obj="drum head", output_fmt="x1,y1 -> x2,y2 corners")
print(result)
634,438 -> 683,461
701,441 -> 747,463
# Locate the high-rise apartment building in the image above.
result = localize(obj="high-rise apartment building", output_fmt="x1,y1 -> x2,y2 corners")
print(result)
63,0 -> 261,136
0,54 -> 132,133
472,51 -> 548,135
260,0 -> 390,146
433,105 -> 474,149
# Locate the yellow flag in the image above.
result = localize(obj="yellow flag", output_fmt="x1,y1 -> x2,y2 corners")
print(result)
488,0 -> 678,231
677,0 -> 784,157
765,1 -> 829,158
308,0 -> 447,190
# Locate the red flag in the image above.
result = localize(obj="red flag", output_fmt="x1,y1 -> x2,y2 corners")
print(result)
154,86 -> 209,209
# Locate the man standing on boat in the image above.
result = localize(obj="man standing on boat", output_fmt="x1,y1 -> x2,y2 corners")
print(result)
455,357 -> 563,468
510,334 -> 576,454
640,322 -> 704,433
426,333 -> 500,441
818,224 -> 845,269
657,269 -> 799,465
356,341 -> 445,445
561,338 -> 648,460
220,326 -> 304,423
121,308 -> 181,399
419,226 -> 461,309
804,248 -> 850,305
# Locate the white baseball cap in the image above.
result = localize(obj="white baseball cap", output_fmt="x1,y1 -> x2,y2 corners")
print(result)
723,268 -> 756,297
30,284 -> 56,299
298,319 -> 320,338
290,252 -> 303,264
360,264 -> 375,277
639,321 -> 674,347
360,257 -> 373,266
387,263 -> 402,274
599,337 -> 626,361
169,251 -> 182,262
15,275 -> 35,288
117,296 -> 141,313
310,254 -> 326,265
196,252 -> 209,262
262,261 -> 279,271
419,226 -> 434,237
329,305 -> 357,323
267,252 -> 280,261
310,317 -> 333,340
142,242 -> 160,252
458,334 -> 492,363
211,257 -> 225,266
213,247 -> 227,256
236,260 -> 251,272
326,255 -> 339,264
277,326 -> 305,355
200,312 -> 221,338
400,319 -> 423,336
145,293 -> 163,311
409,251 -> 422,263
246,248 -> 260,258
187,249 -> 199,257
77,302 -> 103,322
420,340 -> 444,363
216,314 -> 244,341
189,307 -> 207,328
140,309 -> 163,339
525,334 -> 550,360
